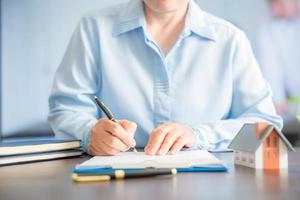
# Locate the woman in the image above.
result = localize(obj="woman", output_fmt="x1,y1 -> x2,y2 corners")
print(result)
48,0 -> 282,156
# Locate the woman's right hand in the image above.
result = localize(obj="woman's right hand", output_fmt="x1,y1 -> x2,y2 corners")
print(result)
89,118 -> 137,156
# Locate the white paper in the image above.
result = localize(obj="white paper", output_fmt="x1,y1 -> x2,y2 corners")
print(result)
77,150 -> 224,169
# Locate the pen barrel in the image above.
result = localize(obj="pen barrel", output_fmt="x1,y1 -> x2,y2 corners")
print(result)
94,96 -> 115,121
74,168 -> 177,181
114,169 -> 176,179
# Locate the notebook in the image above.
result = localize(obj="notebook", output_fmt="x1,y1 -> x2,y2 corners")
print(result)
0,149 -> 83,166
75,150 -> 227,173
0,134 -> 81,156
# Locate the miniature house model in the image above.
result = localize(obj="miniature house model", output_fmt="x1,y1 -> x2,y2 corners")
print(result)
229,123 -> 295,169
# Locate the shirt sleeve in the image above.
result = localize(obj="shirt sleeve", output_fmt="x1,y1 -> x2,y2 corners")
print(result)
189,31 -> 283,151
48,16 -> 100,153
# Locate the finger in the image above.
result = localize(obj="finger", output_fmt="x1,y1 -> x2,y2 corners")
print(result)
117,120 -> 137,138
157,130 -> 182,155
145,124 -> 174,154
103,132 -> 130,152
97,140 -> 119,156
89,130 -> 106,156
88,144 -> 101,156
89,140 -> 112,156
89,119 -> 122,156
169,137 -> 186,155
145,124 -> 175,155
105,121 -> 136,147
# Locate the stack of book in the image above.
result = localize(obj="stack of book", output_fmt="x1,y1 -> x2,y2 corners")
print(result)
0,133 -> 83,166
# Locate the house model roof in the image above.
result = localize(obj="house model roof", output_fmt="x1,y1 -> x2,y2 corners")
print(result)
228,123 -> 295,153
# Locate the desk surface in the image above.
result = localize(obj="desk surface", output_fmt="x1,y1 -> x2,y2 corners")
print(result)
0,150 -> 299,200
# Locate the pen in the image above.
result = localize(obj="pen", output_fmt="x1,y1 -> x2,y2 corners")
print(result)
72,168 -> 177,182
94,96 -> 138,153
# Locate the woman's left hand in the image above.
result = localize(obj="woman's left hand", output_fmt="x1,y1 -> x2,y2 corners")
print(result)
144,122 -> 196,155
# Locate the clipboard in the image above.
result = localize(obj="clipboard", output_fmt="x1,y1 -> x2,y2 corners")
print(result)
74,150 -> 228,173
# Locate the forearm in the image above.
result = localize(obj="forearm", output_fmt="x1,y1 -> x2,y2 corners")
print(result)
48,110 -> 98,152
48,16 -> 101,153
189,115 -> 282,151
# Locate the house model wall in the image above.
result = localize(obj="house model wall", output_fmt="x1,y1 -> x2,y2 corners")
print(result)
234,139 -> 288,169
229,123 -> 294,169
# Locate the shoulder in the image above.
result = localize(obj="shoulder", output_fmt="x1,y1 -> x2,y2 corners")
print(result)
200,10 -> 246,43
78,3 -> 128,27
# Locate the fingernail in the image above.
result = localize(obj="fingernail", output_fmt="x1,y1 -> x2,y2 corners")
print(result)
158,150 -> 165,155
129,142 -> 136,148
131,122 -> 137,128
149,150 -> 155,155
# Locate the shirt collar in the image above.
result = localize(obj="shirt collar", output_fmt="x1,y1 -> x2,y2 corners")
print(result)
186,0 -> 217,41
113,0 -> 145,36
114,0 -> 217,41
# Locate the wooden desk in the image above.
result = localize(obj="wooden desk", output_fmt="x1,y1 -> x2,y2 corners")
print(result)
0,150 -> 299,200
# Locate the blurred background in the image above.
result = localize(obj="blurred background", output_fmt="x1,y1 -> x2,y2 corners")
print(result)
1,0 -> 299,145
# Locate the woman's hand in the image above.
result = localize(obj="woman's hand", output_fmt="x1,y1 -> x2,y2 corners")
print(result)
89,118 -> 137,156
144,122 -> 196,155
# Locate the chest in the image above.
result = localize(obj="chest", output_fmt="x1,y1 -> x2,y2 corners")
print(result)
97,31 -> 234,125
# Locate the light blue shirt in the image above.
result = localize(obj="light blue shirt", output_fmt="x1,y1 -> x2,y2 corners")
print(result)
48,0 -> 282,152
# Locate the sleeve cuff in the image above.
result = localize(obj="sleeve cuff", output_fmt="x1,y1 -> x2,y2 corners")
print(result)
82,119 -> 98,154
188,125 -> 216,150
187,126 -> 209,150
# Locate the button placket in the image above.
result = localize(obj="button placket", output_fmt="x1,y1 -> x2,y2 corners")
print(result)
153,57 -> 172,127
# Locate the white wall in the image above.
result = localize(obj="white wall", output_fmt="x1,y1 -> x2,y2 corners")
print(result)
1,0 -> 266,136
1,0 -> 127,136
197,0 -> 267,44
